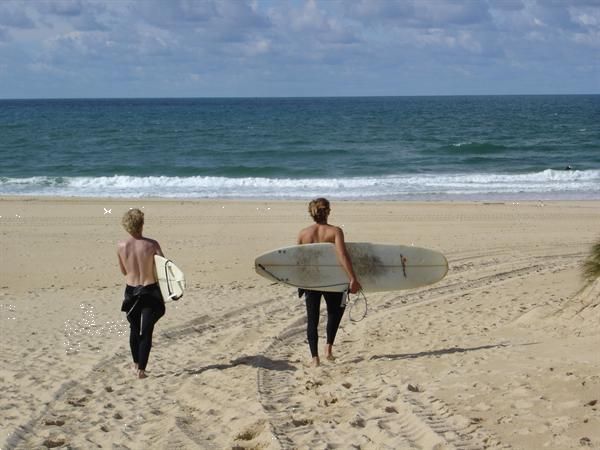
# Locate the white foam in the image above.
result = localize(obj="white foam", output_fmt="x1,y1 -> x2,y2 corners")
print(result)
0,169 -> 598,200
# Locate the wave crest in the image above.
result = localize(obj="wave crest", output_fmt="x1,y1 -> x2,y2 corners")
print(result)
0,169 -> 598,200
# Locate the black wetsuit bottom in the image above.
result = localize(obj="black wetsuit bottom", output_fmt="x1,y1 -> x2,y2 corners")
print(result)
123,283 -> 165,371
304,290 -> 345,358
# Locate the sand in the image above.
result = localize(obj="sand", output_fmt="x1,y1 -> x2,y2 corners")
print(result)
0,197 -> 599,450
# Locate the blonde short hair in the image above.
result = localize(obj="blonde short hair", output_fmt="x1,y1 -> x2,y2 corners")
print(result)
308,197 -> 330,224
122,208 -> 144,235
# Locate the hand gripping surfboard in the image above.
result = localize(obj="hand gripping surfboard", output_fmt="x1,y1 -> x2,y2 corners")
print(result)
154,255 -> 186,301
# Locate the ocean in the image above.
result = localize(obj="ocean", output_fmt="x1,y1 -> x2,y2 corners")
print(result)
0,96 -> 598,200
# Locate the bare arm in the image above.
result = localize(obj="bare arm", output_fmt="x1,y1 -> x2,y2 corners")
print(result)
117,249 -> 127,276
333,228 -> 361,293
154,240 -> 165,257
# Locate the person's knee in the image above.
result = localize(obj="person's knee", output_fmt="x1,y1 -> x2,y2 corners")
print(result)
141,324 -> 154,337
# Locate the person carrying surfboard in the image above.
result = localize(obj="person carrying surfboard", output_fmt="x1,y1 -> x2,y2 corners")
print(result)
297,198 -> 361,367
117,208 -> 166,379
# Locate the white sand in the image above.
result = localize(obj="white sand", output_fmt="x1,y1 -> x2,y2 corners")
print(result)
0,198 -> 598,449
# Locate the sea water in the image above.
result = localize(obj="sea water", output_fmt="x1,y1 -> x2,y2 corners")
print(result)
0,96 -> 598,200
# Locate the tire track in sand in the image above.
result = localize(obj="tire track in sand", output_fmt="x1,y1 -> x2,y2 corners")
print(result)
5,252 -> 582,448
257,252 -> 581,449
5,286 -> 302,449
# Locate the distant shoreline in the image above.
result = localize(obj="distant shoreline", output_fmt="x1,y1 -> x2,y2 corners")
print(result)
2,196 -> 600,205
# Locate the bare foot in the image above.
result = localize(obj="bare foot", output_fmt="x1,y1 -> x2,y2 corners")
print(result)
137,369 -> 148,379
310,357 -> 320,368
131,363 -> 138,374
324,344 -> 335,361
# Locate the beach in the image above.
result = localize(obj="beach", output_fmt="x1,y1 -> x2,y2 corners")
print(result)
1,197 -> 598,449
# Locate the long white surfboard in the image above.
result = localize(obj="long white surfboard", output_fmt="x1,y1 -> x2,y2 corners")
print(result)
154,255 -> 186,301
255,243 -> 448,292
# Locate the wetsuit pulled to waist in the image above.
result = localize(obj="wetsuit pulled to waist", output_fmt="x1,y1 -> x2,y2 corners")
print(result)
122,283 -> 164,313
125,282 -> 161,298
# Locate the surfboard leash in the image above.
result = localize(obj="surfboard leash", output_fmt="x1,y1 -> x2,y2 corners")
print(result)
347,289 -> 368,322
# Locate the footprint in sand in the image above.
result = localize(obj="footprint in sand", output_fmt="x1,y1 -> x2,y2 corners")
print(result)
42,436 -> 66,448
43,417 -> 65,426
304,379 -> 323,390
234,420 -> 265,441
350,415 -> 366,428
291,418 -> 312,427
318,395 -> 338,407
66,396 -> 88,407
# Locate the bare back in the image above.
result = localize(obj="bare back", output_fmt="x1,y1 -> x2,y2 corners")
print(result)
117,237 -> 163,286
298,221 -> 361,293
297,223 -> 340,245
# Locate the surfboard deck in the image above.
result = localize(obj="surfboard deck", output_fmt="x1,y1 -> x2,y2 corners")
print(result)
255,242 -> 448,292
154,255 -> 186,301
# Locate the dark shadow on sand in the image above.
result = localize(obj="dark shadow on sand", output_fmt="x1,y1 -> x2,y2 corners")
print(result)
178,355 -> 296,376
369,342 -> 539,361
232,354 -> 297,371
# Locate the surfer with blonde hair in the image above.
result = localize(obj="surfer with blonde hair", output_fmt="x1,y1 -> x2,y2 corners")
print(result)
297,198 -> 361,367
117,208 -> 165,379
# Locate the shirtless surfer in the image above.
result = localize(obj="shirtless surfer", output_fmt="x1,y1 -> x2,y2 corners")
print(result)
297,198 -> 361,367
117,208 -> 165,379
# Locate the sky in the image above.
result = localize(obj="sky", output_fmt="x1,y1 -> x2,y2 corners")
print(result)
0,0 -> 598,98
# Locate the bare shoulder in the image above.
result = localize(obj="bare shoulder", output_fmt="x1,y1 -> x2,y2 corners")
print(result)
143,237 -> 161,249
147,237 -> 165,257
298,225 -> 313,236
331,224 -> 344,236
330,225 -> 346,243
331,224 -> 343,233
297,225 -> 313,244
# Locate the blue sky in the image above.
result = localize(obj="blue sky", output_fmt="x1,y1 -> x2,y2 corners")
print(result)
0,0 -> 598,98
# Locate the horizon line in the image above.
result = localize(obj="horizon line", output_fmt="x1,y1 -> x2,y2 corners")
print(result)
1,93 -> 599,101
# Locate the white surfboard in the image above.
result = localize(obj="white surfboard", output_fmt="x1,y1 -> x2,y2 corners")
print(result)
154,255 -> 186,301
255,243 -> 448,292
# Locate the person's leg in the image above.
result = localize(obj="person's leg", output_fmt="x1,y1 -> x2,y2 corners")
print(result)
136,307 -> 157,378
304,290 -> 322,366
127,307 -> 142,370
324,291 -> 345,360
135,285 -> 165,379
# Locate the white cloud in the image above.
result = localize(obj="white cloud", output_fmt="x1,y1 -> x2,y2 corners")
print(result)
0,26 -> 10,43
0,0 -> 598,97
0,2 -> 36,28
490,0 -> 525,12
572,30 -> 600,47
575,13 -> 599,26
415,1 -> 491,27
45,0 -> 84,17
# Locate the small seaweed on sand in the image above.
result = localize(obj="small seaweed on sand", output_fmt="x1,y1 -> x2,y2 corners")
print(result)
581,237 -> 600,283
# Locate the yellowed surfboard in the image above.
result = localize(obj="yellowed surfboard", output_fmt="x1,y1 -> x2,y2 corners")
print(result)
154,255 -> 186,301
255,242 -> 448,292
